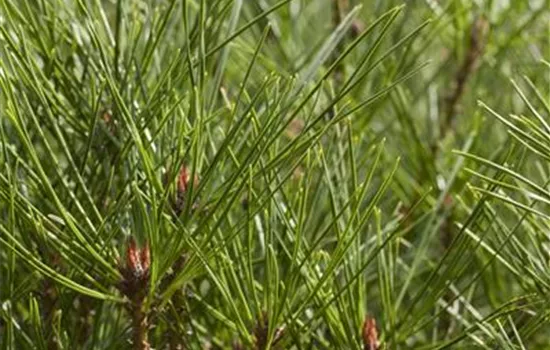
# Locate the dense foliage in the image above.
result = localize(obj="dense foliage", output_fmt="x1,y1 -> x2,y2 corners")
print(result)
0,0 -> 549,349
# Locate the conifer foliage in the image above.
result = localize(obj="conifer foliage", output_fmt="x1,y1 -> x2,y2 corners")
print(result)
0,0 -> 548,348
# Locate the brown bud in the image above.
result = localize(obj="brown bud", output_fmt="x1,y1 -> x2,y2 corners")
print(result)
362,316 -> 379,350
118,238 -> 151,299
100,109 -> 116,135
142,242 -> 150,268
284,119 -> 304,139
117,239 -> 152,350
102,110 -> 112,124
126,238 -> 141,276
173,165 -> 200,216
177,166 -> 199,194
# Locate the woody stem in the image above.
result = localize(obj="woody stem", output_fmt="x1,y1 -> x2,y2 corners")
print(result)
131,296 -> 149,350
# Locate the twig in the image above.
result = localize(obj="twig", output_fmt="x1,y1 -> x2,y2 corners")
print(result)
440,16 -> 489,139
436,17 -> 489,254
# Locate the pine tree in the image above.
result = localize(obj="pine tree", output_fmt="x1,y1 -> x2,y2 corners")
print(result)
0,0 -> 548,348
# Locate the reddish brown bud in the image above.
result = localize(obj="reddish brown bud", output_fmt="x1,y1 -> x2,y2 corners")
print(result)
140,243 -> 150,273
173,165 -> 200,216
362,316 -> 379,350
118,237 -> 151,299
284,119 -> 304,139
126,238 -> 141,275
117,238 -> 151,350
177,166 -> 199,194
102,110 -> 112,124
100,109 -> 116,135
